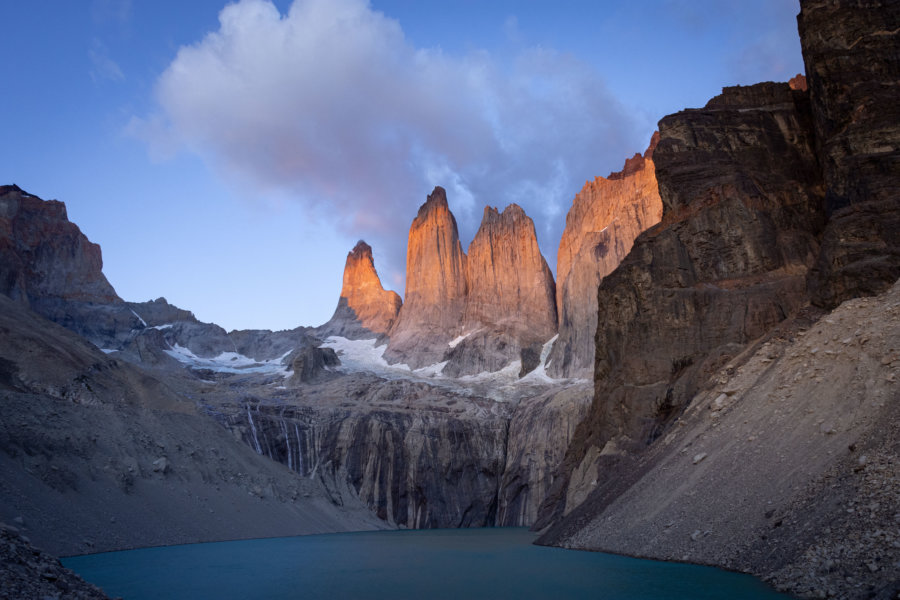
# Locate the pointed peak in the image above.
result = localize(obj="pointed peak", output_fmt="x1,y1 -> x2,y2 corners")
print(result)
417,186 -> 449,219
350,240 -> 373,259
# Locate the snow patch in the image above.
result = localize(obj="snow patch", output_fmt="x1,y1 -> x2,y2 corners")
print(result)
130,309 -> 148,327
448,333 -> 470,349
150,323 -> 173,330
519,334 -> 559,383
414,361 -> 449,377
100,348 -> 118,354
164,344 -> 292,376
320,336 -> 412,375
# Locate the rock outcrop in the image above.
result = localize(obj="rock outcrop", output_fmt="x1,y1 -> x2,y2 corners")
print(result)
798,0 -> 900,308
0,524 -> 111,599
537,79 -> 824,526
548,134 -> 663,378
0,185 -> 119,306
220,374 -> 592,529
0,185 -> 144,348
319,241 -> 402,340
384,187 -> 468,369
537,2 -> 900,597
443,204 -> 557,377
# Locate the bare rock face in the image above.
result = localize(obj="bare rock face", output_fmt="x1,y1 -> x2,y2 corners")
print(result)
384,187 -> 468,368
548,134 -> 663,378
320,240 -> 402,339
0,185 -> 119,305
537,80 -> 825,526
0,185 -> 146,348
443,204 -> 557,377
798,0 -> 900,307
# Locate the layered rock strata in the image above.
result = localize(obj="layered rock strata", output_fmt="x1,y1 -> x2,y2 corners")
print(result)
537,79 -> 824,526
798,0 -> 900,307
384,187 -> 468,368
319,240 -> 401,340
443,204 -> 557,377
548,134 -> 663,378
538,2 -> 900,597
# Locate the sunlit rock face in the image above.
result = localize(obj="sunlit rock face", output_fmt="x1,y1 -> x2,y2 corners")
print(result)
443,204 -> 557,377
320,240 -> 401,339
0,185 -> 145,348
537,79 -> 825,527
547,135 -> 663,378
0,184 -> 120,306
799,0 -> 900,307
384,187 -> 468,369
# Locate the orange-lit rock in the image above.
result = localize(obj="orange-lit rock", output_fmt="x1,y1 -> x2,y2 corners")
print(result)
321,240 -> 401,339
547,134 -> 663,378
384,187 -> 468,368
443,204 -> 557,376
788,73 -> 807,91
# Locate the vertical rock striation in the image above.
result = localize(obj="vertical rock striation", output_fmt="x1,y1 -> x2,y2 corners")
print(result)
384,187 -> 468,369
443,204 -> 557,377
798,0 -> 900,307
548,135 -> 663,378
320,240 -> 402,339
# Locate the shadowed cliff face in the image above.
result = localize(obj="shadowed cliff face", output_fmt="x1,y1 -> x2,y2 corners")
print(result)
548,134 -> 663,378
538,3 -> 900,596
384,187 -> 468,369
798,0 -> 900,308
320,240 -> 402,339
443,204 -> 557,377
536,80 -> 825,527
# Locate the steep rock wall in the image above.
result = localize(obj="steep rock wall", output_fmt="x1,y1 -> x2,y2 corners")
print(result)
443,204 -> 557,377
548,135 -> 663,378
384,187 -> 468,369
537,80 -> 825,526
799,0 -> 900,307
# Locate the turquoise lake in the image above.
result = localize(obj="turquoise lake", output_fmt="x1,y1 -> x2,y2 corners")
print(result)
63,527 -> 791,599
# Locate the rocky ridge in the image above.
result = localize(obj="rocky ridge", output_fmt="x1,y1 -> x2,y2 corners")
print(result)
548,134 -> 663,378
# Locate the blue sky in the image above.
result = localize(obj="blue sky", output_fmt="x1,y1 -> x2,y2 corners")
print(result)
1,0 -> 803,332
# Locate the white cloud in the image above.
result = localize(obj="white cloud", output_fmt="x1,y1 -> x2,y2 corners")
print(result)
134,0 -> 644,290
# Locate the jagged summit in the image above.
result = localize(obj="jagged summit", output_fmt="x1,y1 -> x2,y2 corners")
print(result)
383,187 -> 468,368
319,239 -> 401,339
416,185 -> 450,218
442,202 -> 557,377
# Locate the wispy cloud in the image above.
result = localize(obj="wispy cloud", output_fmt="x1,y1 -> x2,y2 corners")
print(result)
89,38 -> 124,83
131,0 -> 644,288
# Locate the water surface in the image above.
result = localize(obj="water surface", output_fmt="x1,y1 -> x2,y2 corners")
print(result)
64,527 -> 790,599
